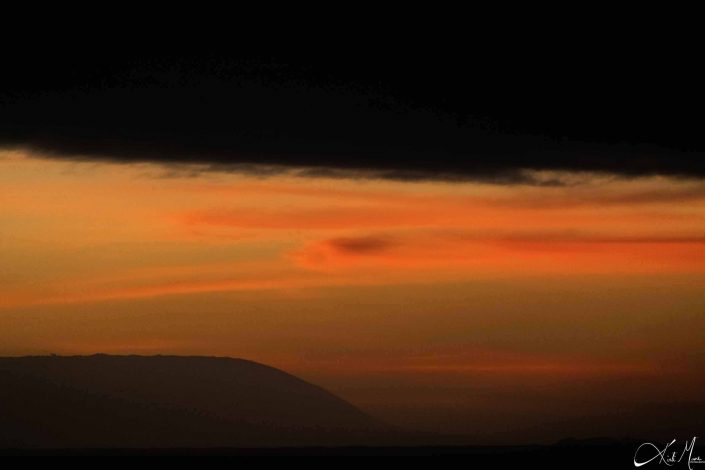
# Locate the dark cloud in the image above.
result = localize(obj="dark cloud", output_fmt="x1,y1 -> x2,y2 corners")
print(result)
2,54 -> 704,183
328,237 -> 396,255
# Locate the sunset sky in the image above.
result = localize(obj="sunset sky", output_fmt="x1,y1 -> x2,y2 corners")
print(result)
1,55 -> 704,443
2,148 -> 704,441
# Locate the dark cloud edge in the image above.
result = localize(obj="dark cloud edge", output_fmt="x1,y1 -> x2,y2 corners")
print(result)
2,56 -> 705,185
4,141 -> 704,188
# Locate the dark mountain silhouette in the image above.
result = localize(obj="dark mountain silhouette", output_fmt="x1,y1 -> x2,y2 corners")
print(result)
0,355 -> 399,448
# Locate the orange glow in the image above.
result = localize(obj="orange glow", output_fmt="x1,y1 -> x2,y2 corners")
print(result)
1,151 -> 704,307
2,150 -> 705,439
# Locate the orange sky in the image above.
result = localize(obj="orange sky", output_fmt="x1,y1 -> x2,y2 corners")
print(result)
1,150 -> 704,441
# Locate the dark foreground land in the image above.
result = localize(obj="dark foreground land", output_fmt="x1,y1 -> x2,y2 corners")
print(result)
1,357 -> 701,466
3,440 -> 700,469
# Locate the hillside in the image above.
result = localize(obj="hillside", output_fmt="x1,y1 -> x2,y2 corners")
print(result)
0,355 -> 391,448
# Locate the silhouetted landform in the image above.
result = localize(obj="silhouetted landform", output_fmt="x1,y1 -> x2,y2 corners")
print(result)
0,355 -> 410,448
2,355 -> 703,454
481,402 -> 705,445
4,438 -> 703,469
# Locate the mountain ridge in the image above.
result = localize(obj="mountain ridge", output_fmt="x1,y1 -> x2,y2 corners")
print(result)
0,354 -> 399,448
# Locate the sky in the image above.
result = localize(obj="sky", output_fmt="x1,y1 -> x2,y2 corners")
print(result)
1,54 -> 704,443
1,148 -> 704,442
